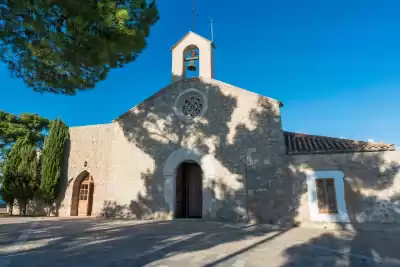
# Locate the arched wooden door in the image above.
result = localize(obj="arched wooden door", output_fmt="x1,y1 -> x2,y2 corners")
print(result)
77,174 -> 94,216
175,162 -> 203,219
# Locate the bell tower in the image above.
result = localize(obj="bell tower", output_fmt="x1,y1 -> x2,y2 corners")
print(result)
170,31 -> 215,82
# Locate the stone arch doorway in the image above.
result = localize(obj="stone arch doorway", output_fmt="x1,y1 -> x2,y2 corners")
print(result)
70,171 -> 94,216
175,161 -> 203,219
163,148 -> 216,218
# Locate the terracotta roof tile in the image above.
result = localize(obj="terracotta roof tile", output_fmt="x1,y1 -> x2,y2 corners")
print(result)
284,131 -> 396,155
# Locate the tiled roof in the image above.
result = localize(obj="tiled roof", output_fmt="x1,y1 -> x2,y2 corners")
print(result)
284,131 -> 396,155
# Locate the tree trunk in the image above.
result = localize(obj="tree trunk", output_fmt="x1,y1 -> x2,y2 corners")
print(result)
22,201 -> 27,216
7,204 -> 13,216
45,205 -> 52,217
18,199 -> 27,216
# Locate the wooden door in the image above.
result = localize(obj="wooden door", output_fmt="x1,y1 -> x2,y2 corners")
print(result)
78,183 -> 89,216
175,163 -> 203,219
175,165 -> 184,218
316,178 -> 338,214
187,163 -> 202,218
78,175 -> 94,216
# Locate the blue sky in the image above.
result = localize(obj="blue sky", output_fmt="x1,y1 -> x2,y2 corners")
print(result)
0,0 -> 399,146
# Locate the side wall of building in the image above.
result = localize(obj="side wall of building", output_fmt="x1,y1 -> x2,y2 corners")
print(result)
58,124 -> 115,217
286,151 -> 400,227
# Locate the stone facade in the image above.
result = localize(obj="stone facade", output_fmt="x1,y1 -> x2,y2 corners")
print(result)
52,31 -> 400,228
58,77 -> 285,221
57,75 -> 400,226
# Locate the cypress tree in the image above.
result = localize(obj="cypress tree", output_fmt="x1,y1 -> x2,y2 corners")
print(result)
0,186 -> 15,215
40,119 -> 69,213
1,139 -> 22,214
2,134 -> 38,215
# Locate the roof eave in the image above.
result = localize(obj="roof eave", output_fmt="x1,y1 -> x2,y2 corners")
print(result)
170,31 -> 216,51
287,147 -> 396,155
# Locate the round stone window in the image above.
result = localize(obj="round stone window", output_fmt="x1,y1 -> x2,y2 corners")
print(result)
173,88 -> 208,122
182,94 -> 204,118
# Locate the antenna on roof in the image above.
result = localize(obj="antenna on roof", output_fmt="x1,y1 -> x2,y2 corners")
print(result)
192,0 -> 195,31
209,17 -> 214,42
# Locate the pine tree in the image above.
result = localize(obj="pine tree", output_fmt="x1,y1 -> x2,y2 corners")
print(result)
0,111 -> 51,159
0,111 -> 50,215
0,0 -> 159,94
40,119 -> 69,213
2,134 -> 39,215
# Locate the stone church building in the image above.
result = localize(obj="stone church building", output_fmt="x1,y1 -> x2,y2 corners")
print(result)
58,32 -> 400,227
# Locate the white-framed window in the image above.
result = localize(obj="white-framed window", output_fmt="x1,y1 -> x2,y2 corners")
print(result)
306,170 -> 350,222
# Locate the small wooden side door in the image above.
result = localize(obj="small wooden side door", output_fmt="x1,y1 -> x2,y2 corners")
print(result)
78,175 -> 93,216
78,182 -> 89,216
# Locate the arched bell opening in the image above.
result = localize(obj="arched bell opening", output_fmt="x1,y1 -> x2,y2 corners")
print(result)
70,171 -> 94,216
183,45 -> 200,79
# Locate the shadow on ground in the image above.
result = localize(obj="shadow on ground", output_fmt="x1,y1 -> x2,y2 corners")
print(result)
1,218 -> 400,266
281,220 -> 400,267
0,219 -> 292,266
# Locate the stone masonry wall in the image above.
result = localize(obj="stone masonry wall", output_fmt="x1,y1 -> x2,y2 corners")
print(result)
285,151 -> 400,226
58,123 -> 115,217
98,77 -> 286,221
59,77 -> 400,226
57,78 -> 286,220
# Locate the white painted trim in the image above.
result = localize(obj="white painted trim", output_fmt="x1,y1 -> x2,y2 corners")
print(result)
170,31 -> 214,51
306,170 -> 350,222
163,148 -> 216,217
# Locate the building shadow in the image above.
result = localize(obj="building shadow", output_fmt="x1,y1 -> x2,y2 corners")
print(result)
1,218 -> 289,266
35,75 -> 399,266
107,77 -> 303,225
92,76 -> 400,265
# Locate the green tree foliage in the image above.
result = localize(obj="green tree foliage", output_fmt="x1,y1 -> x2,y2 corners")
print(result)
0,0 -> 159,94
0,111 -> 51,158
40,118 -> 68,207
2,134 -> 39,215
0,111 -> 50,214
0,186 -> 14,214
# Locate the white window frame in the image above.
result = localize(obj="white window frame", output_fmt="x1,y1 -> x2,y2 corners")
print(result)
306,170 -> 350,222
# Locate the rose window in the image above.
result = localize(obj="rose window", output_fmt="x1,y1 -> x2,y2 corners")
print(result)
181,95 -> 204,118
173,88 -> 207,121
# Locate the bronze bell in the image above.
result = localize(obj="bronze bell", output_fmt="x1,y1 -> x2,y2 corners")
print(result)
187,60 -> 197,71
